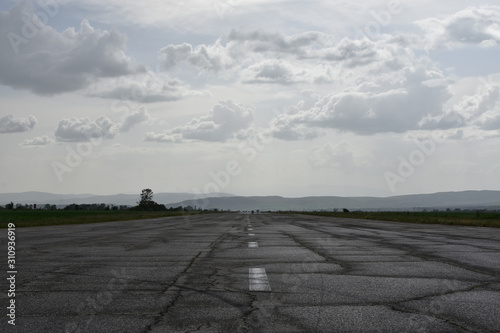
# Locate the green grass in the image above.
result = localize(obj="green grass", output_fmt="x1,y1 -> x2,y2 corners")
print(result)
284,211 -> 500,228
0,210 -> 216,228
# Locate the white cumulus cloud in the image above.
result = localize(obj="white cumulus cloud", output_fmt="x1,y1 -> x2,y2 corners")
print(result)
159,39 -> 233,72
20,135 -> 53,147
145,100 -> 253,142
417,6 -> 500,50
55,117 -> 119,142
0,114 -> 36,133
270,65 -> 453,138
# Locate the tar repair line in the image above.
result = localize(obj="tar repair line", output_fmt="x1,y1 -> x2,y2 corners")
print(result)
249,268 -> 271,291
248,242 -> 258,248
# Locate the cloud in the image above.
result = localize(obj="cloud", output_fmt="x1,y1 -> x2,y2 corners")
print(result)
269,65 -> 453,138
457,84 -> 500,119
20,135 -> 53,147
268,90 -> 322,140
157,30 -> 419,89
417,6 -> 500,50
159,39 -> 233,72
227,29 -> 325,57
0,3 -> 145,95
0,114 -> 36,133
119,107 -> 150,132
55,117 -> 119,142
66,0 -> 316,35
319,37 -> 384,68
477,114 -> 500,130
145,100 -> 253,142
422,83 -> 500,132
159,43 -> 193,70
158,30 -> 327,75
55,108 -> 150,142
419,112 -> 465,130
88,73 -> 196,103
242,61 -> 304,85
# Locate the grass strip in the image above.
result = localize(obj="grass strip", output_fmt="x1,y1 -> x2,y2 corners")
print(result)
282,211 -> 500,228
0,210 -> 218,228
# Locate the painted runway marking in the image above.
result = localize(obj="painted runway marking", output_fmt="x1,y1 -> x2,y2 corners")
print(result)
249,268 -> 271,291
248,242 -> 258,248
249,233 -> 255,236
248,227 -> 253,231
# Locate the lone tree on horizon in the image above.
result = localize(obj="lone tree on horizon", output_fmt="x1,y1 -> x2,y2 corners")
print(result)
135,188 -> 167,211
138,188 -> 155,208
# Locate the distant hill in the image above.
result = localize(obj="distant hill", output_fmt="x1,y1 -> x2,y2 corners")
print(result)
0,191 -> 234,207
165,190 -> 500,211
1,190 -> 499,211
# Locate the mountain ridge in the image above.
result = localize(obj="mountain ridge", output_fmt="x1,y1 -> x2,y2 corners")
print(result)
1,190 -> 499,211
0,191 -> 233,207
166,190 -> 500,211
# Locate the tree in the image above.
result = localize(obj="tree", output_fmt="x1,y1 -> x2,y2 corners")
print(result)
132,189 -> 168,211
138,189 -> 155,207
6,202 -> 14,210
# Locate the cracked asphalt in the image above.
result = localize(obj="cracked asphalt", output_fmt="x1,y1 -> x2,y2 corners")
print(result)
2,213 -> 500,332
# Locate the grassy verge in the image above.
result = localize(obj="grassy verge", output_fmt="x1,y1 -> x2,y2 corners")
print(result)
0,210 -> 218,228
283,211 -> 500,228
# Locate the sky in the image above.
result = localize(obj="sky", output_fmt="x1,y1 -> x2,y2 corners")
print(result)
1,0 -> 500,198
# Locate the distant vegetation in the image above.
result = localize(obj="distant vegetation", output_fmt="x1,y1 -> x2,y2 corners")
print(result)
0,189 -> 222,228
287,211 -> 500,228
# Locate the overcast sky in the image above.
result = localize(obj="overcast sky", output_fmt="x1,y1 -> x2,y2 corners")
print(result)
1,0 -> 500,197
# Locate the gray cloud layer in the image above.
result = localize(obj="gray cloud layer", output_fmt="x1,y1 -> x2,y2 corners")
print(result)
0,4 -> 145,95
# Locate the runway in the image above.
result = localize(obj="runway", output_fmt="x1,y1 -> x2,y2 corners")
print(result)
2,213 -> 499,332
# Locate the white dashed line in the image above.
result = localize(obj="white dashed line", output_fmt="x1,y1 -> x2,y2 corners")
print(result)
249,268 -> 271,291
248,227 -> 253,231
248,242 -> 258,248
249,233 -> 255,236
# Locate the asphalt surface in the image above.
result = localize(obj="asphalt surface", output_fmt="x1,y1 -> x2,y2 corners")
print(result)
2,213 -> 500,332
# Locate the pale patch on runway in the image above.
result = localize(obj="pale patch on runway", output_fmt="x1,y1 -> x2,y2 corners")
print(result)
249,267 -> 271,291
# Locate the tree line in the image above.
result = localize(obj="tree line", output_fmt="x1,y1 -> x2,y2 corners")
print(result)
1,189 -> 220,212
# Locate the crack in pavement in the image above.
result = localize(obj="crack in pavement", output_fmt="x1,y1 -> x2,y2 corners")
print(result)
141,226 -> 250,332
141,251 -> 203,333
